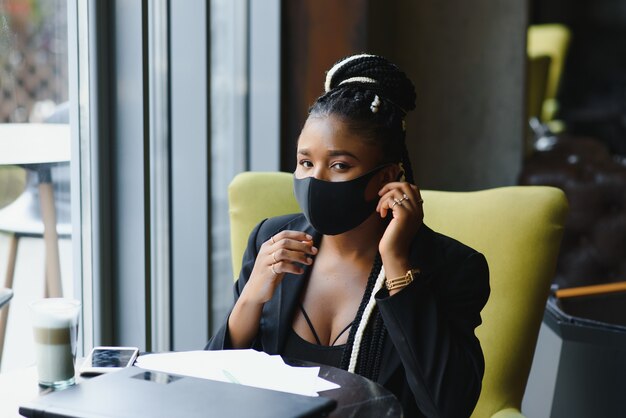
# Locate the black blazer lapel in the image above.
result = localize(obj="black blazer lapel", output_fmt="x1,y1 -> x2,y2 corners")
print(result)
260,270 -> 306,354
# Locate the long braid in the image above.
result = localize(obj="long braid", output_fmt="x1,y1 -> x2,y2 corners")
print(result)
339,254 -> 382,370
362,310 -> 386,380
344,257 -> 388,380
348,262 -> 386,374
310,54 -> 418,380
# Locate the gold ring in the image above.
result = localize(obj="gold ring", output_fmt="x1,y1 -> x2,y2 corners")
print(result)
272,252 -> 278,263
271,264 -> 278,275
392,199 -> 402,208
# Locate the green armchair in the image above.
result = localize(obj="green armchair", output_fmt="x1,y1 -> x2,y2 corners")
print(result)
527,23 -> 571,124
228,171 -> 567,418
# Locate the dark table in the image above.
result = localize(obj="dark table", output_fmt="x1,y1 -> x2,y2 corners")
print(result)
285,358 -> 402,418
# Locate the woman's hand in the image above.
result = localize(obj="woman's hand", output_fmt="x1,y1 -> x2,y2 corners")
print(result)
376,182 -> 424,283
241,230 -> 317,305
229,230 -> 317,348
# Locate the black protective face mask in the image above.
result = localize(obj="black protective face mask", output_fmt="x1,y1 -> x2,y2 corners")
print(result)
293,166 -> 387,235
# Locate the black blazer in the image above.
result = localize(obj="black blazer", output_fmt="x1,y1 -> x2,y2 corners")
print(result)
207,213 -> 490,418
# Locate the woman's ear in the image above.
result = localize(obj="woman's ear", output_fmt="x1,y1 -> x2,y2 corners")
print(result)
380,164 -> 401,185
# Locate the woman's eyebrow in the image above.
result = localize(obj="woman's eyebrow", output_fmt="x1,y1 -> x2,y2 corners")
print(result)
327,149 -> 360,160
297,148 -> 360,160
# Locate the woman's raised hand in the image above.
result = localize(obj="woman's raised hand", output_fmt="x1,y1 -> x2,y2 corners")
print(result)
243,230 -> 317,304
229,230 -> 316,348
376,182 -> 424,266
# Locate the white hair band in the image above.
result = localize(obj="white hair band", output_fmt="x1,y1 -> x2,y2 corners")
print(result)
324,53 -> 376,92
338,76 -> 377,87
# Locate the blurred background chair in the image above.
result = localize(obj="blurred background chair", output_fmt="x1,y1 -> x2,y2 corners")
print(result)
527,23 -> 572,129
228,172 -> 568,418
0,103 -> 71,365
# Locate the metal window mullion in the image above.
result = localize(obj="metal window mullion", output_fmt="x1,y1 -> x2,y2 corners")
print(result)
112,0 -> 150,350
170,0 -> 209,350
148,0 -> 171,353
68,0 -> 91,356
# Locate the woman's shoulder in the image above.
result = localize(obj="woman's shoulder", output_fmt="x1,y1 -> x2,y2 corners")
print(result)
430,228 -> 480,258
416,225 -> 490,297
414,224 -> 486,269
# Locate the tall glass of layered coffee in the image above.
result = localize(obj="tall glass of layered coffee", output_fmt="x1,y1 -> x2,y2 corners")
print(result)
29,298 -> 81,388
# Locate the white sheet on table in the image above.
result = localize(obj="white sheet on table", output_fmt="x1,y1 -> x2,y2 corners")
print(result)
135,349 -> 340,397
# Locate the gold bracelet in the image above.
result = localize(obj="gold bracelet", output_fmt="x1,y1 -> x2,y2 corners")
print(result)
385,268 -> 420,291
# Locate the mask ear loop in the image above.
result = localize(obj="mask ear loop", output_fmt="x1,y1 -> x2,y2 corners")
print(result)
397,162 -> 406,182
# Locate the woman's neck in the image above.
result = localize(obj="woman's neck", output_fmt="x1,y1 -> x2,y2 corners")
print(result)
320,213 -> 386,261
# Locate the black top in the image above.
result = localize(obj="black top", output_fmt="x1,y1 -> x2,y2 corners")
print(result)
283,328 -> 344,369
283,303 -> 352,369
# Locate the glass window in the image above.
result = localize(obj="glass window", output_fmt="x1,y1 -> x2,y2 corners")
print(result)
0,0 -> 89,372
208,0 -> 281,333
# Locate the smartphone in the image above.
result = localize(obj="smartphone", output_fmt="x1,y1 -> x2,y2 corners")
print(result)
80,346 -> 139,376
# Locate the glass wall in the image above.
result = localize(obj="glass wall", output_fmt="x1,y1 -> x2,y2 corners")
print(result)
0,0 -> 88,372
0,0 -> 282,362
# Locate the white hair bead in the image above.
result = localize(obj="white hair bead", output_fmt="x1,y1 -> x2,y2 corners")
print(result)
370,95 -> 381,113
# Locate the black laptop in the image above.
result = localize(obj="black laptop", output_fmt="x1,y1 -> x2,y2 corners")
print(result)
19,366 -> 336,418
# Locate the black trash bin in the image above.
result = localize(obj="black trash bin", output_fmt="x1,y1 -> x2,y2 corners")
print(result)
522,293 -> 626,418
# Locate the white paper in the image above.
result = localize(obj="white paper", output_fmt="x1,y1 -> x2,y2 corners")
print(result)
135,350 -> 340,397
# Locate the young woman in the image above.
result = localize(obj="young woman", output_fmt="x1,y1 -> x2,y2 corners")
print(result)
207,54 -> 490,418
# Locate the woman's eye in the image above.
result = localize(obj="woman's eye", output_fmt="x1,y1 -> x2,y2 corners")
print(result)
299,160 -> 313,168
331,162 -> 350,170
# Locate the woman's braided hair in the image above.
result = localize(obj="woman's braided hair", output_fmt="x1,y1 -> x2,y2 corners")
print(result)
309,53 -> 417,183
308,54 -> 417,380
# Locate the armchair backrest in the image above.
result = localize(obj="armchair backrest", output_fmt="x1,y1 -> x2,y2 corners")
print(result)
228,171 -> 568,417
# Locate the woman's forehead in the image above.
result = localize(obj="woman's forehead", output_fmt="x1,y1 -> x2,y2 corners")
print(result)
297,115 -> 378,154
